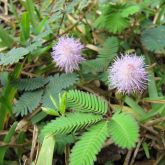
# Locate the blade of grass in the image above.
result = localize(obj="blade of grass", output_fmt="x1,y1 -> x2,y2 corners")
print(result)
142,142 -> 150,159
0,26 -> 14,48
140,104 -> 165,122
0,63 -> 23,130
0,122 -> 18,164
20,12 -> 30,43
124,96 -> 145,118
36,135 -> 55,165
9,0 -> 19,20
31,111 -> 47,124
26,0 -> 37,33
36,17 -> 48,34
145,55 -> 159,110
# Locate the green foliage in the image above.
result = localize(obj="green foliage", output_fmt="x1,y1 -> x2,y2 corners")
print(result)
98,37 -> 119,60
12,77 -> 49,91
20,12 -> 30,43
81,37 -> 119,74
0,25 -> 14,48
0,72 -> 9,86
0,122 -> 17,164
81,58 -> 109,74
70,121 -> 109,165
42,73 -> 79,109
0,63 -> 23,130
0,48 -> 29,65
13,90 -> 43,116
124,96 -> 146,118
141,26 -> 165,52
1,0 -> 165,164
55,134 -> 75,154
109,113 -> 139,149
142,142 -> 150,159
40,112 -> 102,137
95,4 -> 140,33
26,0 -> 37,33
67,90 -> 108,115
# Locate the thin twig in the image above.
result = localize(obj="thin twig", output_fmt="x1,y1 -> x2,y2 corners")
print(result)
130,138 -> 144,165
141,124 -> 159,135
153,153 -> 165,165
123,149 -> 133,165
5,68 -> 38,77
145,117 -> 165,127
30,125 -> 39,164
0,141 -> 31,147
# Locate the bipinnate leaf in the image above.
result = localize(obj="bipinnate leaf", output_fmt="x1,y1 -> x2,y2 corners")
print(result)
0,47 -> 29,65
40,112 -> 102,137
67,90 -> 108,115
69,121 -> 109,165
13,90 -> 43,116
12,77 -> 49,91
109,113 -> 139,149
95,4 -> 139,33
42,73 -> 79,109
141,26 -> 165,52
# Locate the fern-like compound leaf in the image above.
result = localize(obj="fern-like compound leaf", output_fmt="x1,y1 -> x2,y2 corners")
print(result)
81,37 -> 119,74
95,4 -> 139,33
67,90 -> 108,115
13,90 -> 43,116
109,113 -> 139,149
42,73 -> 79,109
70,121 -> 109,165
99,37 -> 119,61
141,25 -> 165,52
12,77 -> 49,91
81,58 -> 109,74
40,112 -> 102,137
0,47 -> 29,65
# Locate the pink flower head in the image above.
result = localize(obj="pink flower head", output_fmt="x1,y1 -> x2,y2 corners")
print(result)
51,36 -> 85,73
109,54 -> 148,94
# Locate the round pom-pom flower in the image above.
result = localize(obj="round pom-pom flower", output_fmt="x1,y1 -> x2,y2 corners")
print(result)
51,37 -> 85,73
108,54 -> 148,94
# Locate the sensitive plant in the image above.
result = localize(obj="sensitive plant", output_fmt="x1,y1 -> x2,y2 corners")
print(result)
0,0 -> 165,165
39,90 -> 139,165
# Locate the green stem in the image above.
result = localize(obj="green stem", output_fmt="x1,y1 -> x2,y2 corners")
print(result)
0,63 -> 23,130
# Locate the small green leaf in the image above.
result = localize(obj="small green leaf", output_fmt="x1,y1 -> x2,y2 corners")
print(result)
41,107 -> 60,116
67,90 -> 108,115
121,5 -> 140,17
0,122 -> 18,164
13,90 -> 43,116
109,113 -> 139,149
0,47 -> 29,66
99,37 -> 119,61
40,112 -> 102,137
142,142 -> 150,159
59,92 -> 67,114
141,26 -> 165,52
12,77 -> 49,91
0,26 -> 14,48
70,121 -> 109,165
